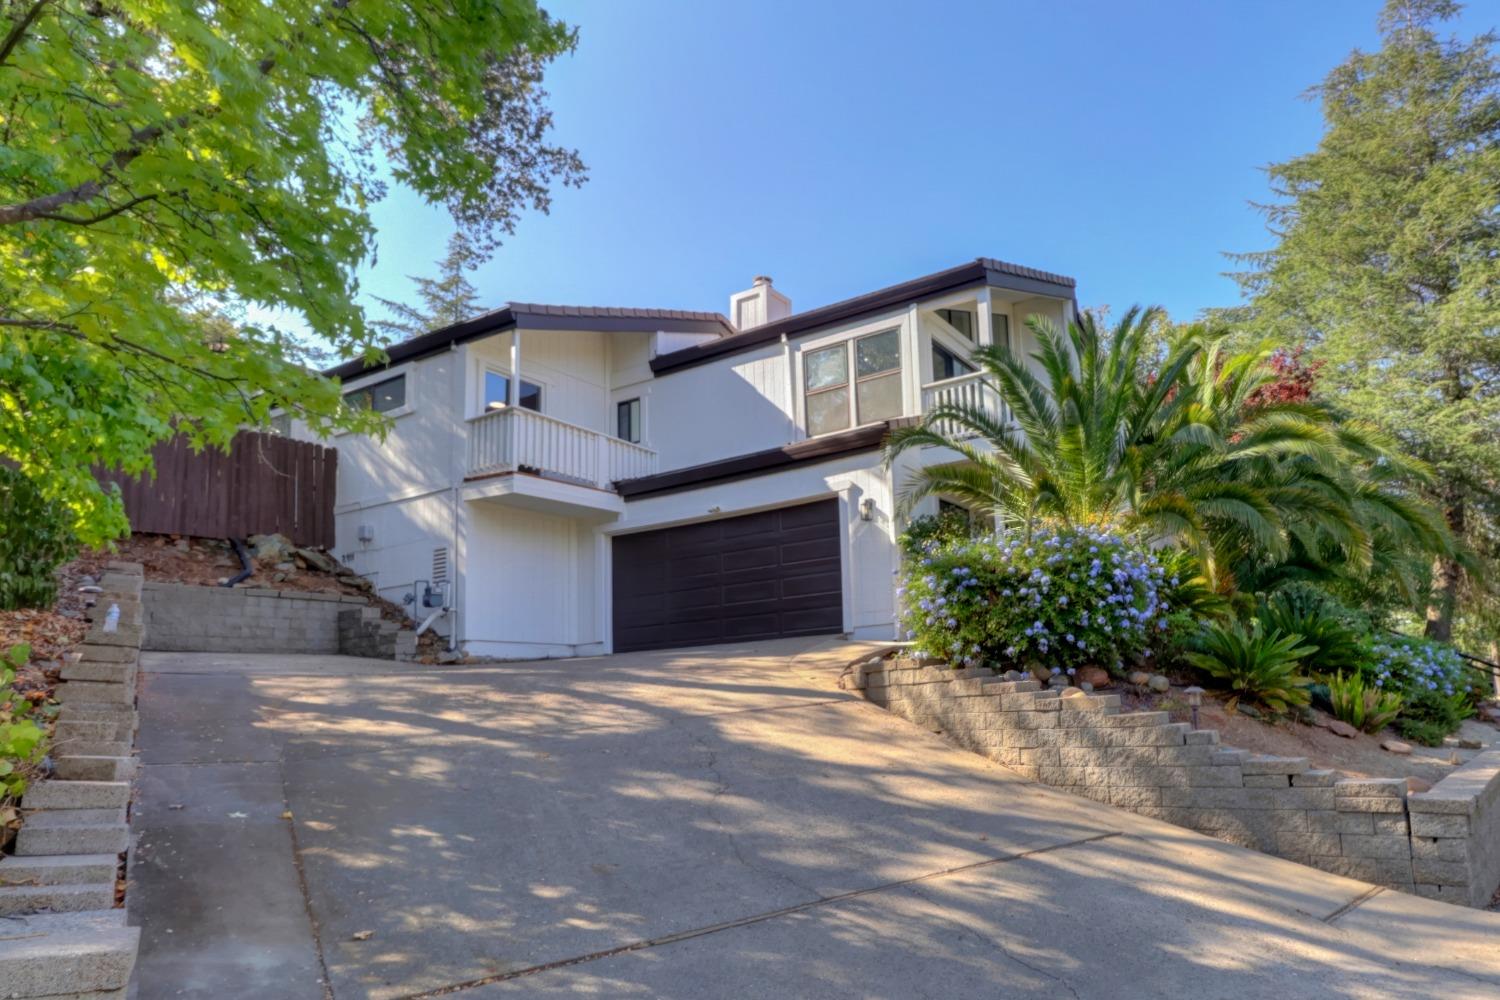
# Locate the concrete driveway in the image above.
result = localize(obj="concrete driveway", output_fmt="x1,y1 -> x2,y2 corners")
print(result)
129,639 -> 1500,999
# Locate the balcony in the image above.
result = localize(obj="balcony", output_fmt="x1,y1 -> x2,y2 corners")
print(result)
920,372 -> 1010,439
467,407 -> 657,491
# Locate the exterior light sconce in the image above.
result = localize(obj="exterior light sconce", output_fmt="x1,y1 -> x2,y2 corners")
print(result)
859,498 -> 875,522
1184,686 -> 1205,730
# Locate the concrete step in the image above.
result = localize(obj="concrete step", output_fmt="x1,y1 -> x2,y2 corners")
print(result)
0,881 -> 115,916
60,659 -> 137,684
23,781 -> 131,811
55,681 -> 134,707
53,755 -> 137,782
14,809 -> 129,857
0,909 -> 138,998
57,741 -> 133,758
0,854 -> 119,887
54,720 -> 118,743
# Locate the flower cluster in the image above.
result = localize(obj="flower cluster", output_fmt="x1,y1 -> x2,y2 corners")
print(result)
1367,636 -> 1474,699
898,526 -> 1169,671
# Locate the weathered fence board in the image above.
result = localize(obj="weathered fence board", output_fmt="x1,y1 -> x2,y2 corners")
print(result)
97,432 -> 337,548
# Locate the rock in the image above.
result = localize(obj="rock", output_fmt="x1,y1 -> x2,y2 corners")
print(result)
173,538 -> 191,552
1406,777 -> 1433,794
436,650 -> 462,664
1060,687 -> 1087,700
1457,738 -> 1483,750
1047,674 -> 1071,689
294,546 -> 343,574
1128,671 -> 1151,686
1325,719 -> 1360,739
1077,665 -> 1111,689
248,533 -> 296,562
272,572 -> 288,583
1003,670 -> 1027,682
1079,682 -> 1094,693
1147,675 -> 1171,694
1381,739 -> 1413,755
275,561 -> 295,572
1237,703 -> 1262,720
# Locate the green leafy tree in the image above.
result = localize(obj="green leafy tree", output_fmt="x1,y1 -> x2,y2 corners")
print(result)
373,232 -> 486,340
1227,0 -> 1500,642
885,309 -> 1449,592
0,1 -> 586,546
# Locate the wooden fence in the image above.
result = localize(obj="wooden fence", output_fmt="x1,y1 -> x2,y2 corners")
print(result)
98,431 -> 337,548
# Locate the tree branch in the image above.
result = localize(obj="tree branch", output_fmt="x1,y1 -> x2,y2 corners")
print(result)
0,0 -> 53,69
34,192 -> 160,225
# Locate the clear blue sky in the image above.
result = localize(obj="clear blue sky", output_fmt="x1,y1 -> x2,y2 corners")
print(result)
356,0 -> 1493,327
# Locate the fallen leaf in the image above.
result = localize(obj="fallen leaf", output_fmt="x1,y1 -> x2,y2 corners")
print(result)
280,811 -> 293,820
352,930 -> 374,941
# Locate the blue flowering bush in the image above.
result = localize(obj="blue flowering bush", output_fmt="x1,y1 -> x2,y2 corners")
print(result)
1367,635 -> 1473,699
899,526 -> 1170,673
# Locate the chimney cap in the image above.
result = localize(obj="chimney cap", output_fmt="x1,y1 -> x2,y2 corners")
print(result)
752,275 -> 773,286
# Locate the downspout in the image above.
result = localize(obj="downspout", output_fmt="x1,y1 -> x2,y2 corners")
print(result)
449,340 -> 462,652
449,480 -> 460,652
222,537 -> 254,587
781,333 -> 796,442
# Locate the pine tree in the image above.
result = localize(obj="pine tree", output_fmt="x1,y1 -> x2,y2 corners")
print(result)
373,233 -> 486,340
1230,0 -> 1500,642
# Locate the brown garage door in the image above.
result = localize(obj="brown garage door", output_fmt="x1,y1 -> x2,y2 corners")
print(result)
612,498 -> 844,652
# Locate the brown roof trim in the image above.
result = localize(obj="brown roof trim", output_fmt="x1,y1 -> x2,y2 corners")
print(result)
616,421 -> 902,500
649,257 -> 1077,376
324,304 -> 734,381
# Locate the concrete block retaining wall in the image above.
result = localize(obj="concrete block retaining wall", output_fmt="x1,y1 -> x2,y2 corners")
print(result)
1,561 -> 145,997
852,657 -> 1500,906
142,581 -> 405,656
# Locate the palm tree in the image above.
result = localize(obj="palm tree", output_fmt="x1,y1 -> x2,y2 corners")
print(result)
886,308 -> 1449,591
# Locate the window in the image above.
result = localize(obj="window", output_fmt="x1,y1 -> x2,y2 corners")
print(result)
936,308 -> 975,340
483,371 -> 542,412
931,343 -> 975,382
992,313 -> 1011,351
617,398 -> 642,443
344,374 -> 406,413
268,413 -> 291,436
803,328 -> 903,436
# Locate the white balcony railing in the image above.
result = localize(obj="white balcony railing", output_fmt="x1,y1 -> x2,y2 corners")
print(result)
920,372 -> 1010,439
467,407 -> 657,489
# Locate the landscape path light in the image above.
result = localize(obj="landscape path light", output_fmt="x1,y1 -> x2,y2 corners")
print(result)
1184,686 -> 1205,730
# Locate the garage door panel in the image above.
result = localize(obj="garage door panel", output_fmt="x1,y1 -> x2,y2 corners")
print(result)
613,498 -> 844,652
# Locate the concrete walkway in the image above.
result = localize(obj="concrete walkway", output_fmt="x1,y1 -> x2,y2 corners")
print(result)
129,640 -> 1500,999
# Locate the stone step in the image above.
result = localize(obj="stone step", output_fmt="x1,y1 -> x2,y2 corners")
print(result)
60,659 -> 137,684
55,681 -> 134,706
0,854 -> 119,887
54,720 -> 118,743
57,741 -> 133,758
0,909 -> 138,998
23,781 -> 130,811
0,881 -> 115,916
14,809 -> 129,857
53,755 -> 138,783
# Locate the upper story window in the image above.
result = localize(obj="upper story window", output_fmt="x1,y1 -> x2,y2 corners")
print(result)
993,313 -> 1011,351
804,328 -> 903,437
484,371 -> 542,412
268,413 -> 291,436
931,343 -> 975,382
936,308 -> 974,340
617,398 -> 642,443
345,374 -> 406,414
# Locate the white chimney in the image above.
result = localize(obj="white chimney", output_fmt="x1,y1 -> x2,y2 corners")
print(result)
729,275 -> 791,331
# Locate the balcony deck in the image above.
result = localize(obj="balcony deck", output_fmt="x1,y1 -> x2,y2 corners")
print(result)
467,407 -> 657,492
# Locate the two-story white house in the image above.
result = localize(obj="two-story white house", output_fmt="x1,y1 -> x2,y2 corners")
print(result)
303,257 -> 1076,659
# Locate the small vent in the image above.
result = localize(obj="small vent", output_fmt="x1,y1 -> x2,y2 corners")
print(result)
432,547 -> 449,585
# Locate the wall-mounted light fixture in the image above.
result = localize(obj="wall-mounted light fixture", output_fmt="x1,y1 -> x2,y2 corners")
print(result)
859,498 -> 875,522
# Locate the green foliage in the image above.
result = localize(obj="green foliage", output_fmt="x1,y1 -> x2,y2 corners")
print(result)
1183,620 -> 1316,713
0,1 -> 586,546
0,644 -> 46,809
372,232 -> 486,340
1327,671 -> 1404,734
899,526 -> 1170,673
0,468 -> 77,610
1255,586 -> 1370,678
898,509 -> 974,559
1397,687 -> 1475,745
885,309 -> 1449,599
1226,0 -> 1500,642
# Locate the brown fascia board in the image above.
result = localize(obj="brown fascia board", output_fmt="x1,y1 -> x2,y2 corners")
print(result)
323,305 -> 734,381
648,257 -> 1078,376
615,420 -> 908,500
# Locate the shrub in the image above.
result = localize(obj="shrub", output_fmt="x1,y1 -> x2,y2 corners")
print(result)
899,525 -> 1169,673
1183,620 -> 1315,713
0,643 -> 47,823
1256,586 -> 1370,678
898,509 -> 974,559
1367,635 -> 1479,700
0,467 -> 78,610
1326,671 -> 1403,734
1397,688 -> 1474,746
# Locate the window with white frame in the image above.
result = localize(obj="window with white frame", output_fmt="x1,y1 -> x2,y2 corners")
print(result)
931,343 -> 975,382
483,370 -> 542,412
803,328 -> 903,436
992,312 -> 1011,351
616,398 -> 642,443
936,308 -> 975,340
